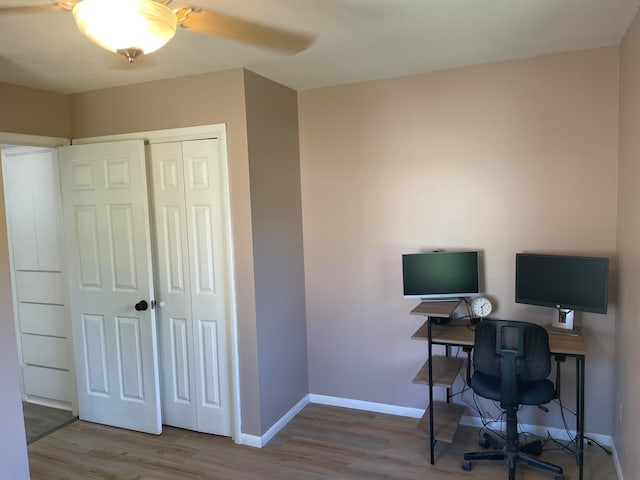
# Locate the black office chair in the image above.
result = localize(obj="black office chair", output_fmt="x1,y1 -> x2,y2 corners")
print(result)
462,320 -> 565,480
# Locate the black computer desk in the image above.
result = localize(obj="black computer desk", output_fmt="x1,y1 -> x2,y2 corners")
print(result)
411,302 -> 586,480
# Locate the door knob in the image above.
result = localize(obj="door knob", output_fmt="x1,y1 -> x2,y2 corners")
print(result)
135,300 -> 149,311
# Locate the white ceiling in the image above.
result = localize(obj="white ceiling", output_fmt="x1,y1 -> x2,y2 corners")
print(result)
0,0 -> 638,95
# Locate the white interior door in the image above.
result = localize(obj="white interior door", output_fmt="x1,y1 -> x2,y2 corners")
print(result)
149,139 -> 231,436
59,140 -> 162,434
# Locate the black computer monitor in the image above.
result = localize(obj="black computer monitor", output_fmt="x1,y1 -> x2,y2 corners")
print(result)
402,251 -> 479,300
515,253 -> 609,314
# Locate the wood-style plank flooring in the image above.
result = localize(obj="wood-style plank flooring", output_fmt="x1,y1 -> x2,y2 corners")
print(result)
27,404 -> 617,479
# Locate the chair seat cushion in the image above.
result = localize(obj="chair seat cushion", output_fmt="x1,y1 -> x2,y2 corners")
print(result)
472,371 -> 555,405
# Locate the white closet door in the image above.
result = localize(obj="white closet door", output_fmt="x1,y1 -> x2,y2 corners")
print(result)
59,140 -> 162,434
149,141 -> 197,429
150,139 -> 231,436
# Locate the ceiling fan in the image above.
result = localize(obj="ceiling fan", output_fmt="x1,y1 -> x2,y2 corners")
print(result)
0,0 -> 314,63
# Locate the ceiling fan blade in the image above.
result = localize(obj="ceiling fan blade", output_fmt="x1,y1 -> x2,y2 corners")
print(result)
174,6 -> 313,54
0,2 -> 75,14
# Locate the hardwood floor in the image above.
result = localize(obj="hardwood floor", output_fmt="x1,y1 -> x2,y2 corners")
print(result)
28,403 -> 617,479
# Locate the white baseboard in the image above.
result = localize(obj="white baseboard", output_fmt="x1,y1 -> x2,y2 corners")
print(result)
308,394 -> 424,418
24,396 -> 73,412
238,395 -> 310,448
239,392 -> 615,464
308,394 -> 614,450
238,432 -> 262,448
460,415 -> 612,447
611,440 -> 624,480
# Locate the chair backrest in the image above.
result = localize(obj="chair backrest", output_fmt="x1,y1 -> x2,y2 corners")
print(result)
473,320 -> 551,407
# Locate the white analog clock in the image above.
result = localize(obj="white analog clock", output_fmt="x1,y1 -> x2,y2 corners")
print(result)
471,296 -> 493,318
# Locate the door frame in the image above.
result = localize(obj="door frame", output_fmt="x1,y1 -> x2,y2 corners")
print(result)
73,124 -> 241,443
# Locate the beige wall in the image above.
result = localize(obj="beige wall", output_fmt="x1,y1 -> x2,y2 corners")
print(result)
0,82 -> 70,138
69,69 -> 264,435
298,47 -> 619,434
244,70 -> 308,433
616,7 -> 640,479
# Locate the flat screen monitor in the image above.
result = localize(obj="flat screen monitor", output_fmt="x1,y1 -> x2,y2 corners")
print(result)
402,251 -> 479,300
515,253 -> 609,314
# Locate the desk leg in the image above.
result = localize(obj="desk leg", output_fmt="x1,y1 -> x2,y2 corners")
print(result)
427,318 -> 435,465
445,345 -> 451,404
576,355 -> 585,480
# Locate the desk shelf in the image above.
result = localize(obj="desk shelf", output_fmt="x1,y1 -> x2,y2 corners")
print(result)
409,301 -> 466,462
412,357 -> 464,388
416,401 -> 465,444
411,322 -> 430,341
410,300 -> 461,318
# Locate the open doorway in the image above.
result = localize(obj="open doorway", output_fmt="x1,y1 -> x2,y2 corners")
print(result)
1,145 -> 77,428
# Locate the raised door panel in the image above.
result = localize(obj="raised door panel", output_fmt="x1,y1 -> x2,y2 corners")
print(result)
82,313 -> 109,395
168,317 -> 191,403
199,319 -> 221,408
191,205 -> 215,295
73,206 -> 102,289
115,316 -> 145,400
108,205 -> 138,291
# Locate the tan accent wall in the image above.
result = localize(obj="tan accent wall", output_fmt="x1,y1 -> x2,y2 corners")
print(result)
0,82 -> 69,138
70,69 -> 263,435
243,70 -> 308,433
298,47 -> 619,434
616,8 -> 640,479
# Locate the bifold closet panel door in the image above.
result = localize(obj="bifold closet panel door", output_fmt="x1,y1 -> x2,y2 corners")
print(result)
150,139 -> 231,436
149,141 -> 197,431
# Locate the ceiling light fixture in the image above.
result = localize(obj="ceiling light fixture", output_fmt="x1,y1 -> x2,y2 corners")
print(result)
72,0 -> 177,63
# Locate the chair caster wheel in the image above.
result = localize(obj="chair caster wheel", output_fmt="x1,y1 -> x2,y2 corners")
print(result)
461,459 -> 472,471
479,436 -> 490,448
520,439 -> 542,456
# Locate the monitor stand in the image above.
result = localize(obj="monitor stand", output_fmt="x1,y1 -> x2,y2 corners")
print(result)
546,308 -> 582,336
